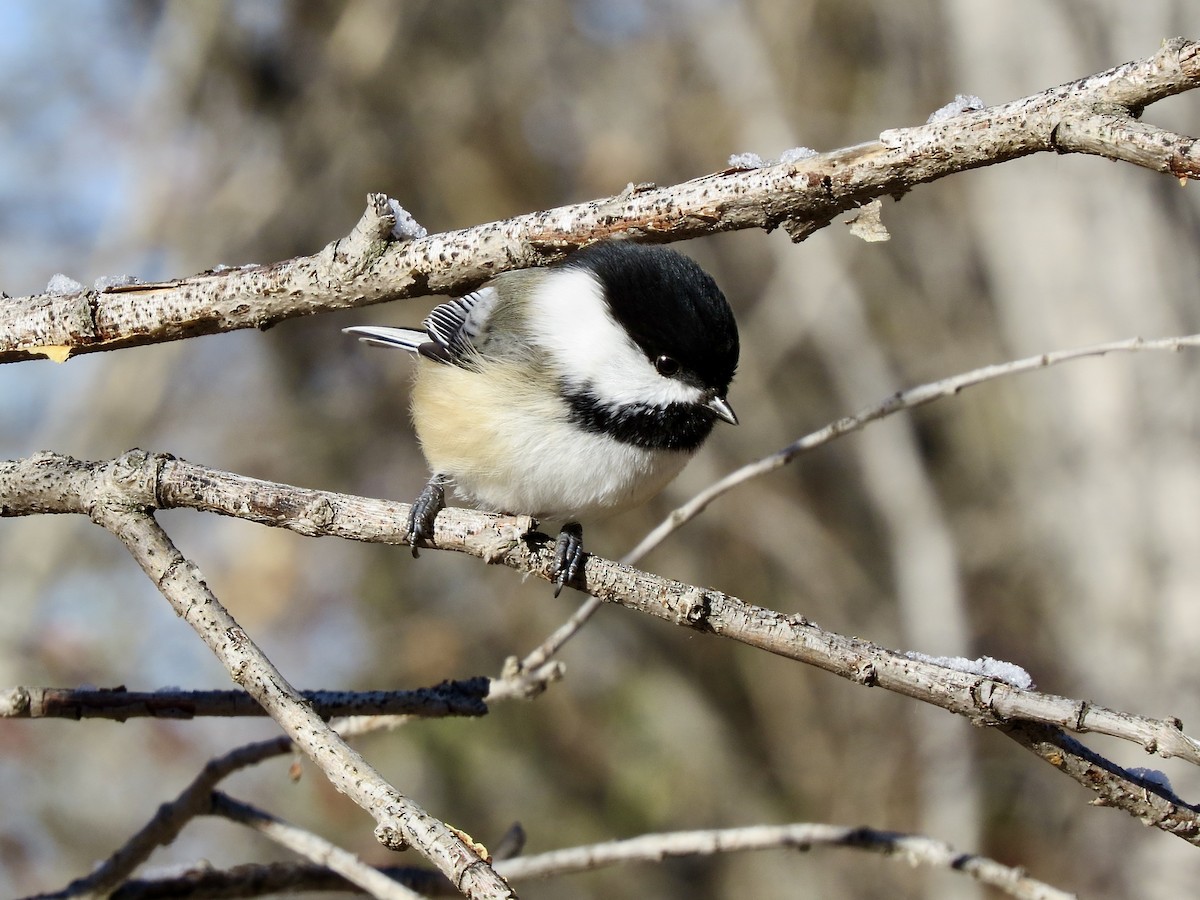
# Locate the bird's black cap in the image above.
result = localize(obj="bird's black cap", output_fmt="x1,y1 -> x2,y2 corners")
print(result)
564,242 -> 739,395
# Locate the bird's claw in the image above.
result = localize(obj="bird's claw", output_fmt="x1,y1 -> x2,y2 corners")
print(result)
407,474 -> 448,557
553,522 -> 585,597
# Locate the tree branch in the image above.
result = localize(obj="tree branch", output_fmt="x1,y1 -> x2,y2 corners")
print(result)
30,734 -> 296,899
25,630 -> 562,897
1004,722 -> 1200,841
105,823 -> 1076,900
108,862 -> 447,899
495,824 -> 1075,900
5,449 -> 1199,845
0,681 -> 491,721
625,333 -> 1200,562
209,791 -> 423,900
3,39 -> 1200,363
2,453 -> 513,900
34,698 -> 549,898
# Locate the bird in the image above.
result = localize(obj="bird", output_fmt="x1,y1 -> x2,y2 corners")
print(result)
344,240 -> 739,595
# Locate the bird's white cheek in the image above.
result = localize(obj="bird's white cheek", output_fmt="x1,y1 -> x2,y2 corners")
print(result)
527,269 -> 704,409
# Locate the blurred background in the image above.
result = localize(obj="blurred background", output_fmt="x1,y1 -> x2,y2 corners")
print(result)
3,2 -> 1200,897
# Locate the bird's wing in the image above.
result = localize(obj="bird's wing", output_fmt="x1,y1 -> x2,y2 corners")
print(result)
418,286 -> 498,364
342,286 -> 498,366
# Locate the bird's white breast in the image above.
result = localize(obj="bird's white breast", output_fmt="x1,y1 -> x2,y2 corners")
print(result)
411,358 -> 692,521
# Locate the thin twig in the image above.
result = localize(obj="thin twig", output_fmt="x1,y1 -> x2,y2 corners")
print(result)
26,634 -> 557,896
625,333 -> 1200,563
105,823 -> 1076,900
508,596 -> 604,677
30,716 -> 440,899
545,334 -> 1200,677
485,659 -> 566,703
1003,722 -> 1200,840
497,528 -> 694,683
209,792 -> 422,900
28,734 -> 296,899
495,824 -> 1074,900
37,703 -> 526,898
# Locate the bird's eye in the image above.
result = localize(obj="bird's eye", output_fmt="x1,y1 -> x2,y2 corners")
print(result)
655,355 -> 681,377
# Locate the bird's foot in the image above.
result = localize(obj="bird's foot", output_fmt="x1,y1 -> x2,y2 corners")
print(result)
552,522 -> 585,597
407,473 -> 448,557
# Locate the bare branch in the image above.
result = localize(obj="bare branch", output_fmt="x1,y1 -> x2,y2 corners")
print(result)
626,333 -> 1200,562
495,824 -> 1074,900
117,516 -> 508,898
3,39 -> 1200,363
0,681 -> 490,721
600,330 -> 1200,712
5,449 -> 1199,843
41,701 -> 532,898
27,631 -> 561,896
108,862 -> 449,899
209,792 -> 423,900
1051,113 -> 1200,179
1004,722 -> 1200,842
30,734 -> 295,899
484,658 -> 567,704
0,453 -> 513,900
105,823 -> 1076,900
500,596 -> 604,680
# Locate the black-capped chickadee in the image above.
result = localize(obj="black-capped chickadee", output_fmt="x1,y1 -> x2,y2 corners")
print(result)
344,241 -> 739,594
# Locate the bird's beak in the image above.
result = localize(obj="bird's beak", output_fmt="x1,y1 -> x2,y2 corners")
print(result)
706,395 -> 738,426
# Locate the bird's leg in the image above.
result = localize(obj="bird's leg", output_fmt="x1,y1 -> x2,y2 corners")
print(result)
407,473 -> 449,557
553,522 -> 585,597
